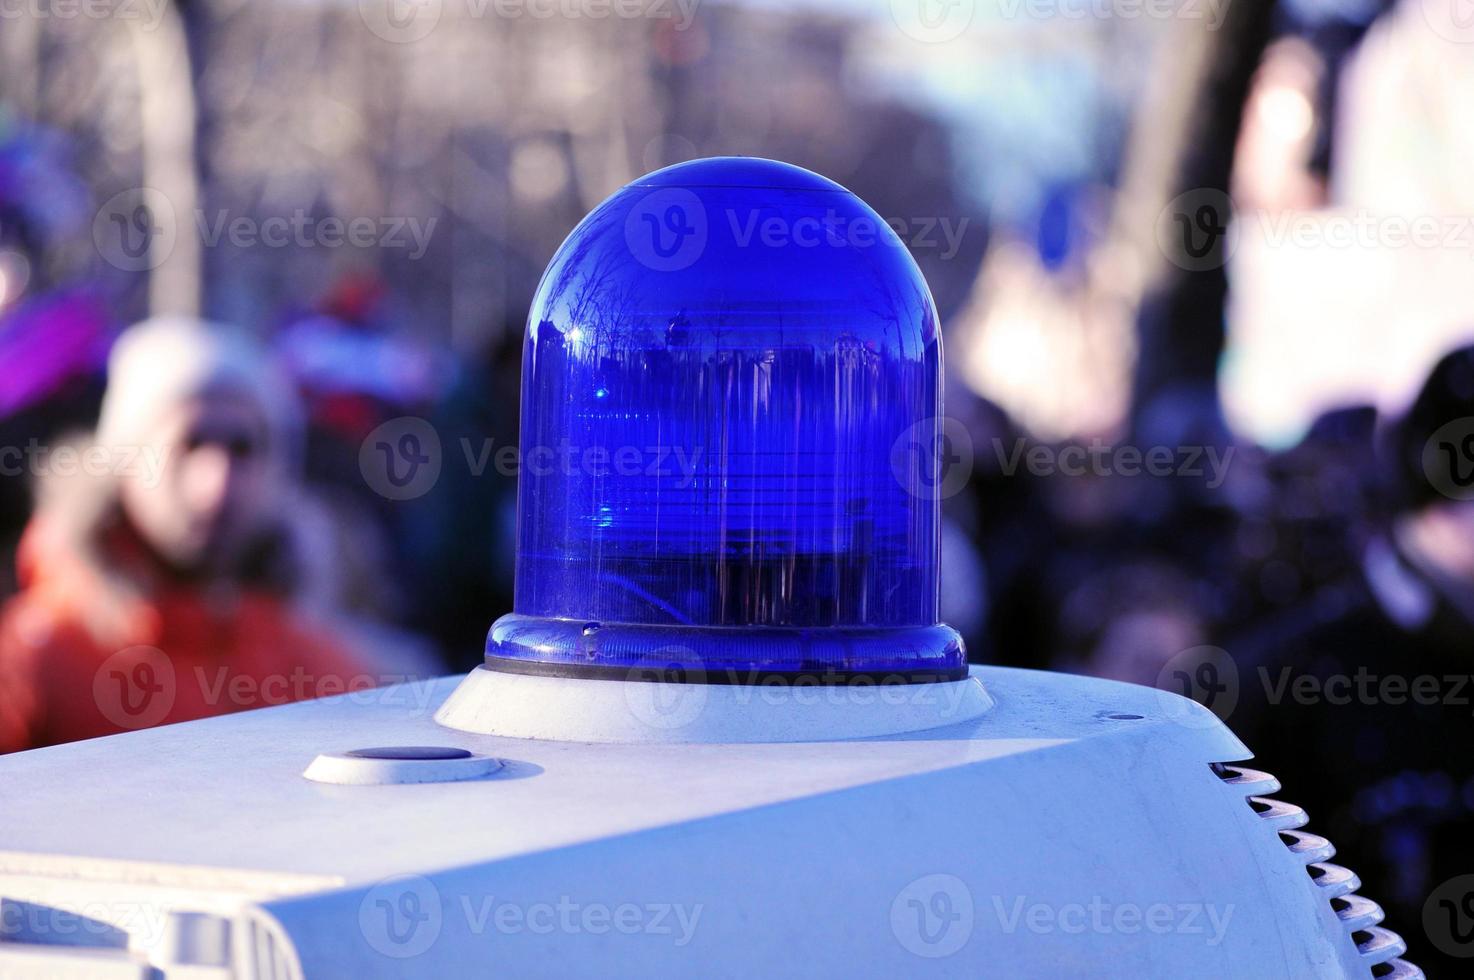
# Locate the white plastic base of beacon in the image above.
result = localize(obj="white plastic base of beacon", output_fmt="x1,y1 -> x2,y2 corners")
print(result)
434,665 -> 994,743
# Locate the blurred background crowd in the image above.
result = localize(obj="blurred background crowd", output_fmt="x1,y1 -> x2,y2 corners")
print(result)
2,0 -> 1473,969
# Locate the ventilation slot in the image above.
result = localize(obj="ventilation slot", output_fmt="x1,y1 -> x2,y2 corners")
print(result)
1330,894 -> 1384,932
1213,762 -> 1424,979
1278,829 -> 1335,864
1211,763 -> 1280,796
242,915 -> 303,980
1246,796 -> 1308,832
1353,927 -> 1407,961
1372,959 -> 1427,979
1306,862 -> 1360,898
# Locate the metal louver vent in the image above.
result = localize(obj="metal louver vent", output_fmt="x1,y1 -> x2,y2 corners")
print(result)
240,913 -> 304,980
1212,763 -> 1424,980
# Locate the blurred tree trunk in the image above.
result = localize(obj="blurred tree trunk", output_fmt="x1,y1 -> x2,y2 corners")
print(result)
0,13 -> 42,116
128,0 -> 201,317
1114,0 -> 1279,435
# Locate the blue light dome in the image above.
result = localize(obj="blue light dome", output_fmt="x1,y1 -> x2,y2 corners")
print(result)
489,157 -> 965,683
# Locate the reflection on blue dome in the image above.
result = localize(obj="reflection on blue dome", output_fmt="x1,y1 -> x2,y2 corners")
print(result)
489,157 -> 965,682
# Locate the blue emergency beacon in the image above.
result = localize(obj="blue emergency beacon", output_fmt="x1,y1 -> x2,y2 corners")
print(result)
488,157 -> 964,683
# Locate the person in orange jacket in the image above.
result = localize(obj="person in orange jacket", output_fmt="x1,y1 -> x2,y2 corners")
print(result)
0,317 -> 392,753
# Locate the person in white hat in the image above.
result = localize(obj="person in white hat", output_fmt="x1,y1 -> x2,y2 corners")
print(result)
0,317 -> 385,752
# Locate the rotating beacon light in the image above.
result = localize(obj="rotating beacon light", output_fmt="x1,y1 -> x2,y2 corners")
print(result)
488,157 -> 964,684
